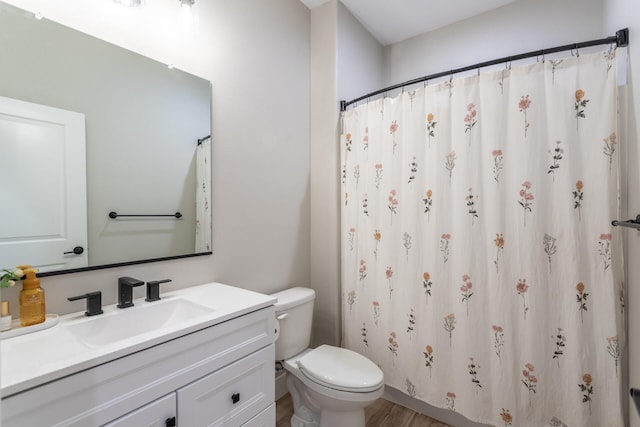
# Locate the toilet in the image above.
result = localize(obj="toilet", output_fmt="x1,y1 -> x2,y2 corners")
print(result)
272,287 -> 384,427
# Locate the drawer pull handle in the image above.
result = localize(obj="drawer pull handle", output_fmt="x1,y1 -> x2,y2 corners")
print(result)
165,416 -> 176,427
232,392 -> 241,404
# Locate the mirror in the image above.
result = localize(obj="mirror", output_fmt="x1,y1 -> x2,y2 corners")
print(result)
0,2 -> 212,276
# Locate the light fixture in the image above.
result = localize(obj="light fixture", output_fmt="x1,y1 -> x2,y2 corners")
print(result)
179,0 -> 195,9
113,0 -> 143,7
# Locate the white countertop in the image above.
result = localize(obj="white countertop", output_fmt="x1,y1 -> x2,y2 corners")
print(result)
0,282 -> 275,397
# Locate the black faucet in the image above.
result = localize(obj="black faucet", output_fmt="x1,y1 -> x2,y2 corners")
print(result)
117,276 -> 144,308
145,279 -> 172,302
68,291 -> 104,316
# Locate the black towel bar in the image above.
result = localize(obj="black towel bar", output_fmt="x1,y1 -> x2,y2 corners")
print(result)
108,211 -> 182,219
611,214 -> 640,230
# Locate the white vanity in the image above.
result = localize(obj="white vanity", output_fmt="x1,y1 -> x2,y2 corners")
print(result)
0,283 -> 276,427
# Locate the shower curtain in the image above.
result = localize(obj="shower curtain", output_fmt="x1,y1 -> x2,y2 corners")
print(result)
195,136 -> 211,253
341,49 -> 624,426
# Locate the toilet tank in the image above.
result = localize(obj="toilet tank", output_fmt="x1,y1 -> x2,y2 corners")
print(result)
271,287 -> 315,361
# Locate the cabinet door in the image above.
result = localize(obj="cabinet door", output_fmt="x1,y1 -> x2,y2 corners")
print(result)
102,393 -> 176,427
177,345 -> 274,426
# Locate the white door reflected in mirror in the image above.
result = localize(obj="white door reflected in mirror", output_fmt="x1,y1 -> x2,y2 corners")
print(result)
0,96 -> 88,272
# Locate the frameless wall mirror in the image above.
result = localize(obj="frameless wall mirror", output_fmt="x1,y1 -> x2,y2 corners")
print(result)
0,2 -> 212,276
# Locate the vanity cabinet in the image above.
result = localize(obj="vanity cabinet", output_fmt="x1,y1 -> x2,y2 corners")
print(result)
1,306 -> 275,427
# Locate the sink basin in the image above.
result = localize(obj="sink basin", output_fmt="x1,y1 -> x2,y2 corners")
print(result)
66,298 -> 212,347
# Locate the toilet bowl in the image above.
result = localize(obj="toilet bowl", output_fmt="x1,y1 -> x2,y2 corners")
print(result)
271,287 -> 384,427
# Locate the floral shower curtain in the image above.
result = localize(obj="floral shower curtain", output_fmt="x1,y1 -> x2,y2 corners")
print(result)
341,50 -> 624,426
195,136 -> 211,253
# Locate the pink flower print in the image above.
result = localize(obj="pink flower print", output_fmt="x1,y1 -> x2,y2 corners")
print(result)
460,274 -> 474,317
598,233 -> 612,271
573,180 -> 584,220
464,103 -> 478,145
576,282 -> 588,324
423,272 -> 433,304
492,149 -> 504,183
388,189 -> 398,225
575,89 -> 589,130
603,132 -> 617,174
347,227 -> 356,251
445,392 -> 456,410
386,266 -> 394,297
500,408 -> 513,426
445,151 -> 456,183
358,259 -> 367,283
423,345 -> 435,378
492,325 -> 504,360
423,189 -> 433,221
516,278 -> 529,320
372,301 -> 381,326
373,229 -> 381,258
443,313 -> 456,347
578,373 -> 593,415
518,181 -> 534,226
347,290 -> 356,314
345,132 -> 352,152
388,331 -> 399,362
522,363 -> 537,406
390,120 -> 399,153
374,163 -> 383,189
518,95 -> 531,137
440,233 -> 451,264
494,233 -> 505,273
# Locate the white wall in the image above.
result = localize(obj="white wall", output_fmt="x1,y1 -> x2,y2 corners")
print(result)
306,0 -> 385,348
603,0 -> 640,425
0,0 -> 310,314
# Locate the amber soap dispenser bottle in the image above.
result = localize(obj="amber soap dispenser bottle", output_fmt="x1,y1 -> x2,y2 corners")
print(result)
19,266 -> 45,327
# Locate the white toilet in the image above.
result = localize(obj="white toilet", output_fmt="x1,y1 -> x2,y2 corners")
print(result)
272,287 -> 384,427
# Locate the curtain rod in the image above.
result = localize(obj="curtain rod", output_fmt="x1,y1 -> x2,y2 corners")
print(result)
340,28 -> 629,111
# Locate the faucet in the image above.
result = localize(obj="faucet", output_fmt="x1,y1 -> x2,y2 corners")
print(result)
117,276 -> 144,308
145,279 -> 172,302
68,291 -> 103,316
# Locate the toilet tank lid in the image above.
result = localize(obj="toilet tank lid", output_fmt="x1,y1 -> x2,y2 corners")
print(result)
272,287 -> 315,311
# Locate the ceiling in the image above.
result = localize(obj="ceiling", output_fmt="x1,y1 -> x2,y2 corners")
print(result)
301,0 -> 521,46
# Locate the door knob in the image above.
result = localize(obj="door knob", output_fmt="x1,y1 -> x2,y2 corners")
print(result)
64,246 -> 84,255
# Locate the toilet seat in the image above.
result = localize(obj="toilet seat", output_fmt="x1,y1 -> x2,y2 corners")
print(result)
297,345 -> 384,393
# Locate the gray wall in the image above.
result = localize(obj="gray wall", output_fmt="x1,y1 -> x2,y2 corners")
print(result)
0,0 -> 310,315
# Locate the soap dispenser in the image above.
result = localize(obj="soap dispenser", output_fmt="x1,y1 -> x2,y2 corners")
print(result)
19,266 -> 45,327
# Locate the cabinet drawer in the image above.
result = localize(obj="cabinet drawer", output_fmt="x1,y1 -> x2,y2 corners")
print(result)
102,393 -> 175,427
242,403 -> 275,427
177,345 -> 274,426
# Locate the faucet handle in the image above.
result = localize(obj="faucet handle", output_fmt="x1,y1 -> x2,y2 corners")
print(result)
68,291 -> 104,316
146,279 -> 172,302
